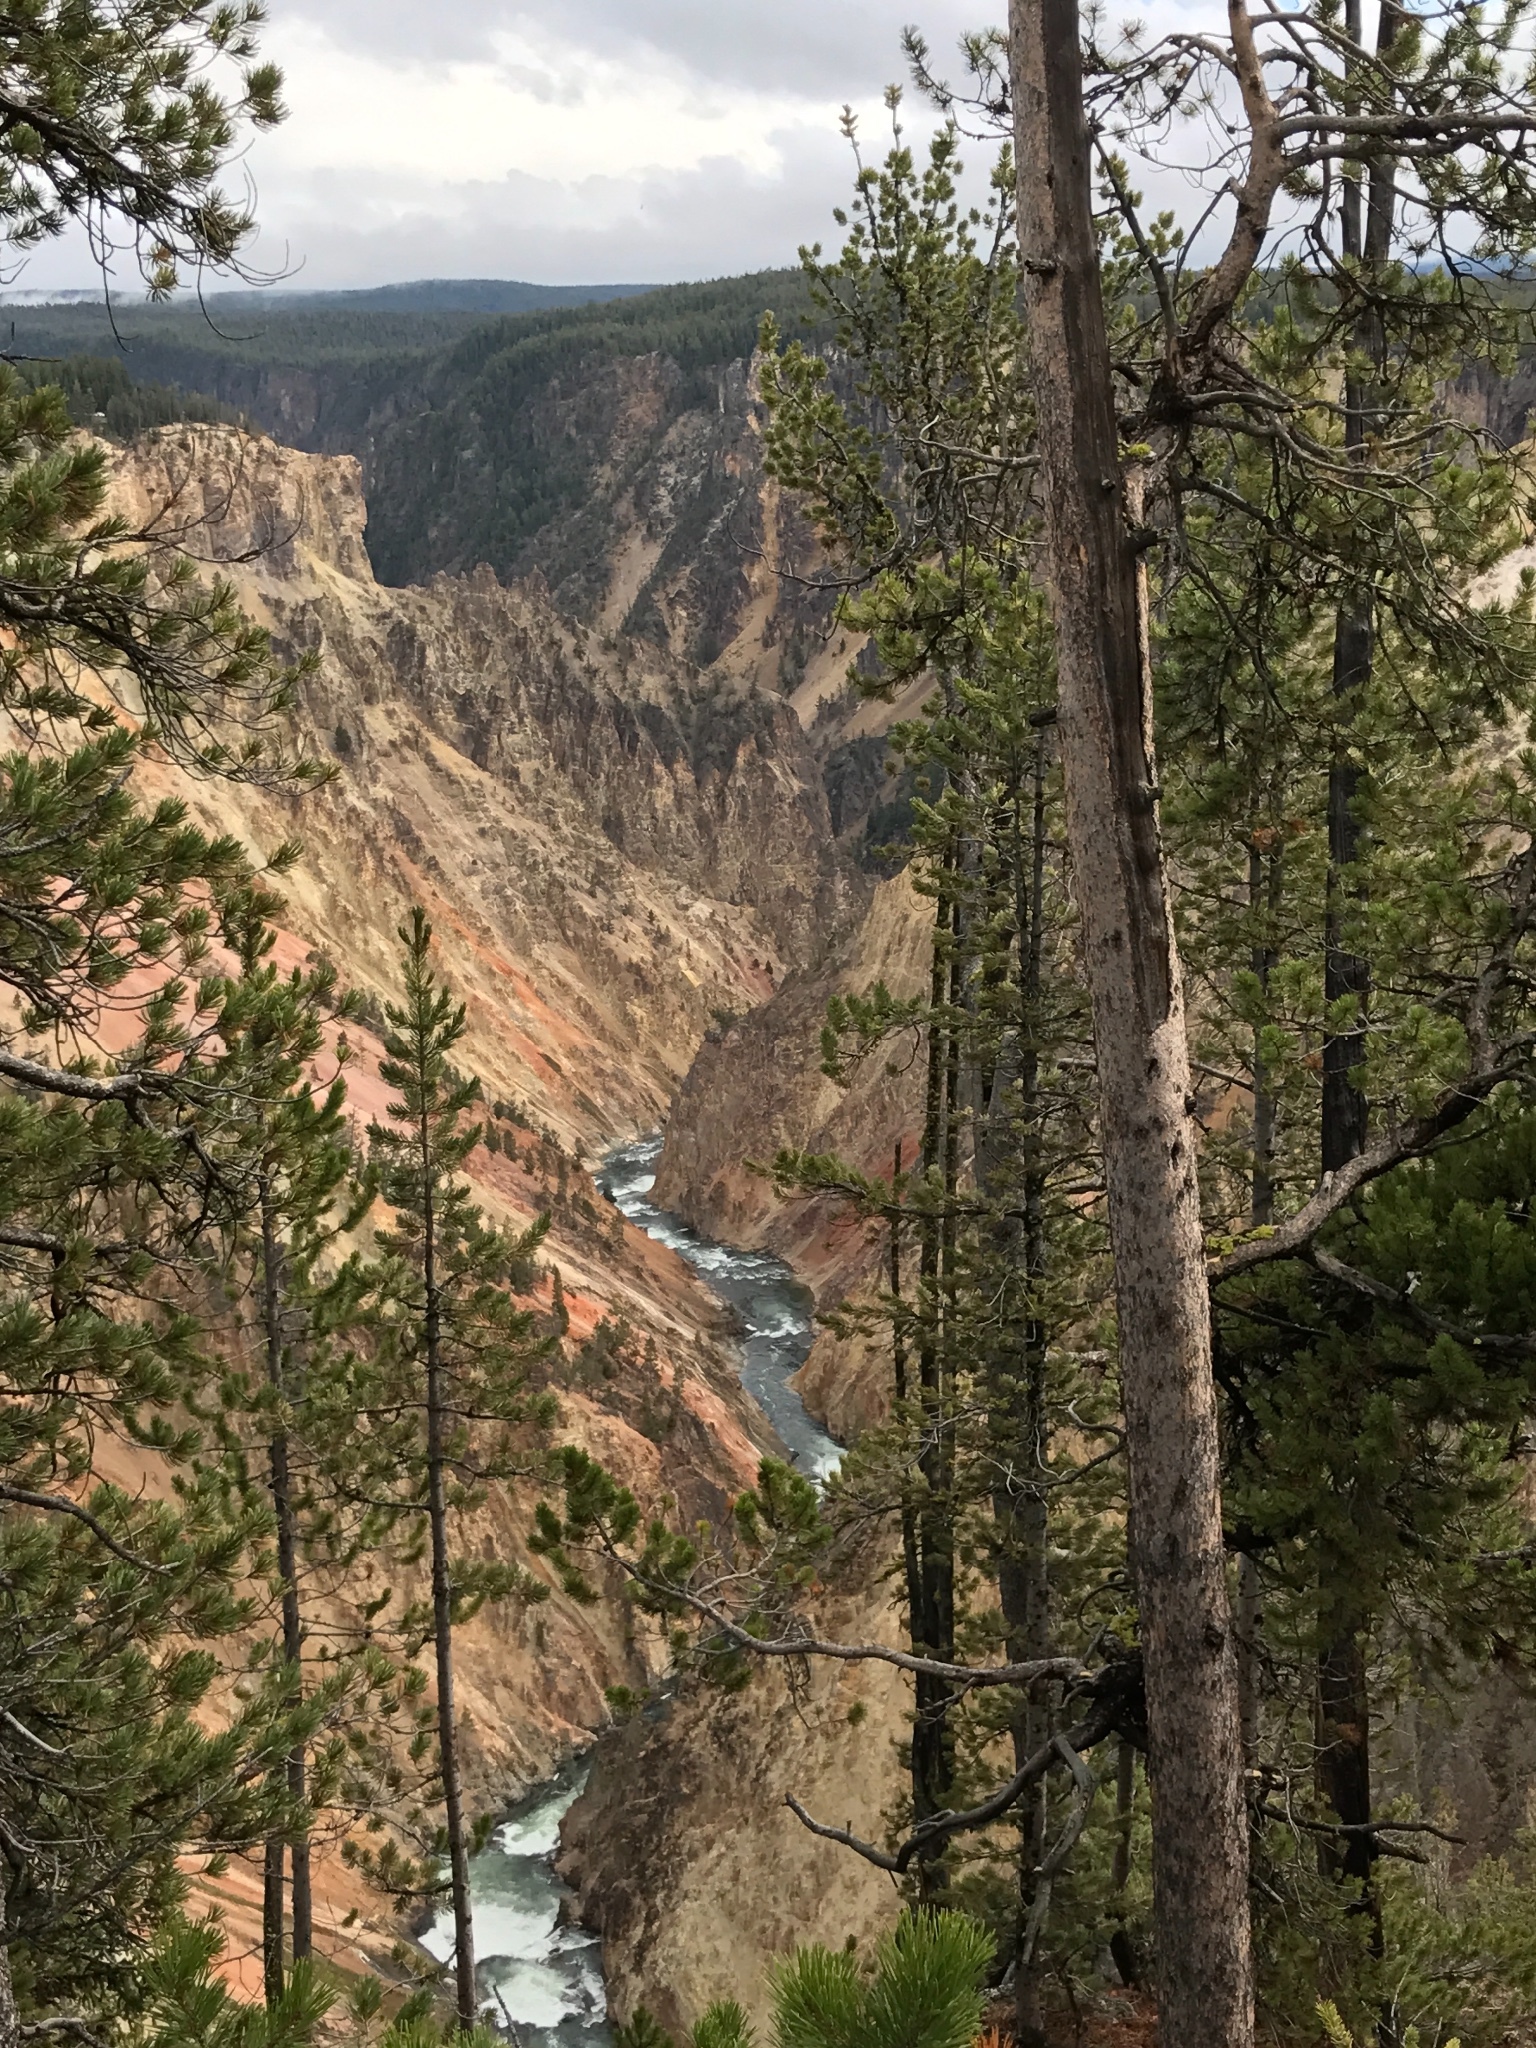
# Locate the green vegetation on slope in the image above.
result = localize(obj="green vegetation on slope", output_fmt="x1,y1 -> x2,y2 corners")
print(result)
0,271 -> 820,589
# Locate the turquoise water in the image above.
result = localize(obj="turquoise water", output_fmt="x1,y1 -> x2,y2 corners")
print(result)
432,1133 -> 843,2038
597,1134 -> 843,1482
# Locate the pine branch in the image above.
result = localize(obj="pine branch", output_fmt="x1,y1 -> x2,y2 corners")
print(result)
1307,1247 -> 1536,1355
0,1484 -> 164,1571
1209,1055 -> 1529,1285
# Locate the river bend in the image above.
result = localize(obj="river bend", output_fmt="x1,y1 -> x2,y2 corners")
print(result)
431,1132 -> 842,2040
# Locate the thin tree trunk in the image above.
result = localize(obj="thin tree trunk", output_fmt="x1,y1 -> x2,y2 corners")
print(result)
1237,844 -> 1277,1772
979,745 -> 1055,2048
0,1867 -> 20,2048
1009,3 -> 1254,2039
911,884 -> 958,1895
1109,1740 -> 1142,1989
1236,1555 -> 1264,1769
1112,1739 -> 1137,1896
990,1273 -> 1051,2048
1316,720 -> 1382,1964
422,1119 -> 477,2031
1317,1628 -> 1376,1892
259,1177 -> 311,1995
890,1141 -> 925,1716
1249,838 -> 1281,1230
1314,0 -> 1400,1963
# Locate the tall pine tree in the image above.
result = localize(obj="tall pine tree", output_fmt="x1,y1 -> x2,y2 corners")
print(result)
359,910 -> 554,2034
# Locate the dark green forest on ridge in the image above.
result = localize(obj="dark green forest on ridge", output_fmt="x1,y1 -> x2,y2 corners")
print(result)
0,270 -> 819,587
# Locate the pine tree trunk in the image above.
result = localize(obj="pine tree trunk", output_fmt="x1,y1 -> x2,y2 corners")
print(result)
1317,664 -> 1380,1932
1109,1741 -> 1142,1988
259,1178 -> 312,1992
979,747 -> 1055,2048
911,890 -> 958,1895
995,1363 -> 1051,2048
1009,3 -> 1254,2038
1236,1555 -> 1264,1768
1249,838 -> 1281,1230
1238,845 -> 1277,1773
262,1833 -> 285,2007
889,1144 -> 926,1770
1314,2 -> 1398,1955
1317,1628 -> 1377,1893
422,1123 -> 477,2031
978,1066 -> 1052,2045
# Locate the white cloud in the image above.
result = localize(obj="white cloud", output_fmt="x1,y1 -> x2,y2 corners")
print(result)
223,1 -> 992,288
267,0 -> 987,97
228,130 -> 867,290
257,16 -> 819,187
8,0 -> 1221,294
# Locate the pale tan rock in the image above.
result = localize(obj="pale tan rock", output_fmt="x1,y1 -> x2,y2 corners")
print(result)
559,1560 -> 908,2034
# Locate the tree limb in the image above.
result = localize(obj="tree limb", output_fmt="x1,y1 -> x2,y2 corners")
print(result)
609,1540 -> 1089,1688
1308,1247 -> 1536,1355
0,1046 -> 155,1102
0,1484 -> 163,1571
1209,1064 -> 1522,1285
1021,1736 -> 1100,1967
786,1695 -> 1121,1875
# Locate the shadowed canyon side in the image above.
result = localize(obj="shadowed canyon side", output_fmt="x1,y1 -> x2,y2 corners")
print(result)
652,872 -> 933,1443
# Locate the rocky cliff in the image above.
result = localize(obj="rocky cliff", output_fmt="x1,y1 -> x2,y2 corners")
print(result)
557,1552 -> 910,2037
650,871 -> 932,1442
114,424 -> 856,1145
95,422 -> 883,1999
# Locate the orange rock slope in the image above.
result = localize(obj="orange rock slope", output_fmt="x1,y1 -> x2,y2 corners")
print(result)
77,422 -> 872,1995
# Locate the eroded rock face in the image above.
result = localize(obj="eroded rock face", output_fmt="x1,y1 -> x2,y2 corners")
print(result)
98,424 -> 869,1993
114,425 -> 852,1146
557,1556 -> 909,2036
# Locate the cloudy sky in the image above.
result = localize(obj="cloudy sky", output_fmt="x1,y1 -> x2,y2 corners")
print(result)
25,0 -> 1006,292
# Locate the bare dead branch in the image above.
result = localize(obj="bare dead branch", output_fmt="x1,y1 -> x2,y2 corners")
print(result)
0,1046 -> 147,1102
785,1691 -> 1124,1875
1021,1736 -> 1100,1967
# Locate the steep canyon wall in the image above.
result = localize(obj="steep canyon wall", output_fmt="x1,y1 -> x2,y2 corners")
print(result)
93,423 -> 910,2005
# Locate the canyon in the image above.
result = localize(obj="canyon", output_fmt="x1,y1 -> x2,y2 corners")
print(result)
86,303 -> 1536,2038
98,408 -> 916,2028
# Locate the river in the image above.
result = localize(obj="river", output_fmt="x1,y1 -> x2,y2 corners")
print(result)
598,1135 -> 842,1482
428,1132 -> 843,2041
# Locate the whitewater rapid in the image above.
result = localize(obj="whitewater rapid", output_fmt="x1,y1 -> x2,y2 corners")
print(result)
429,1131 -> 844,2040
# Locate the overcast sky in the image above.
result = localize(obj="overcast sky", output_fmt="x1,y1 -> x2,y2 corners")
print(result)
22,0 -> 1005,293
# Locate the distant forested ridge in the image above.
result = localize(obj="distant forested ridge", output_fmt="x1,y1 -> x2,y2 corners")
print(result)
1,271 -> 818,590
193,277 -> 659,313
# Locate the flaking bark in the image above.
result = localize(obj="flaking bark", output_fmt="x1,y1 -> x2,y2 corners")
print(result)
1008,1 -> 1255,2037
